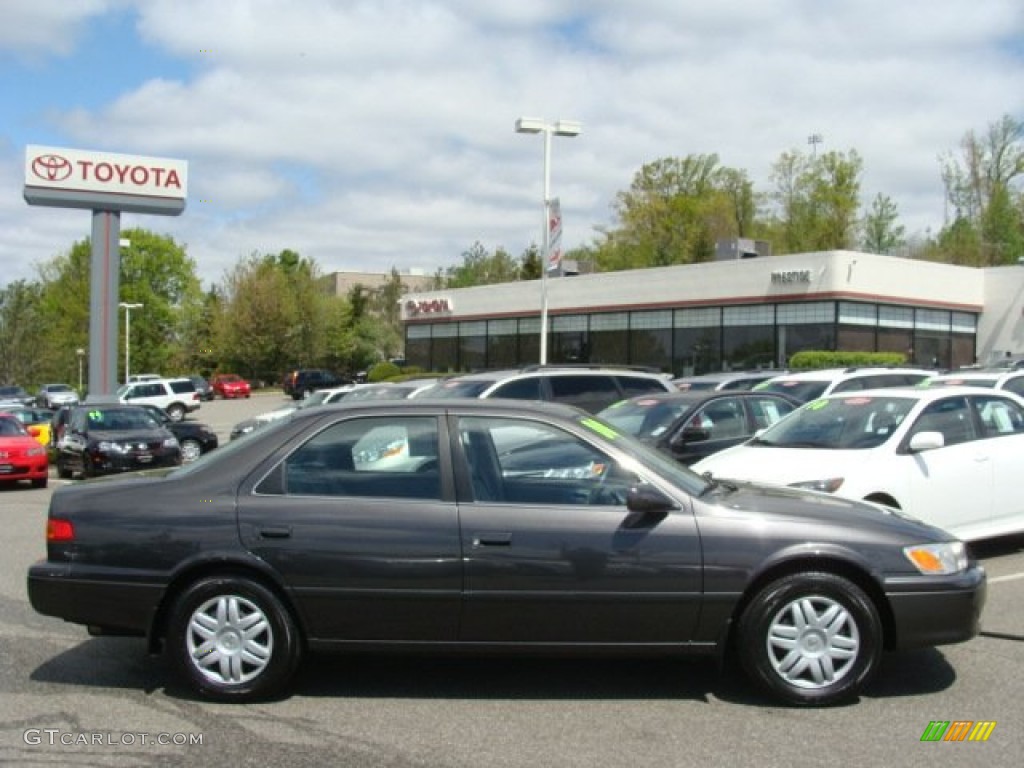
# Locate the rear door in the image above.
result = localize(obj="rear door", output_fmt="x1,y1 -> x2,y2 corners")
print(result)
237,412 -> 462,642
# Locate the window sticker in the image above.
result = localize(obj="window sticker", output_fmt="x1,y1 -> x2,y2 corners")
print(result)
806,399 -> 829,411
842,398 -> 872,406
581,418 -> 619,440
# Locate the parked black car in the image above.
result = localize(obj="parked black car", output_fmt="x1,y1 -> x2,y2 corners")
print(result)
138,403 -> 218,462
0,384 -> 35,406
54,404 -> 182,479
596,390 -> 801,464
28,400 -> 984,705
282,369 -> 347,400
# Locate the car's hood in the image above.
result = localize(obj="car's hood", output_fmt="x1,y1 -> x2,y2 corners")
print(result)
702,478 -> 943,541
693,444 -> 875,485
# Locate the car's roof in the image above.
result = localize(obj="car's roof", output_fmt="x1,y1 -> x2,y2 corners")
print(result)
614,389 -> 799,406
820,384 -> 1024,402
310,396 -> 589,419
764,367 -> 929,382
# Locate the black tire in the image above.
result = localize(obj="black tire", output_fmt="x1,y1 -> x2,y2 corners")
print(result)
736,572 -> 882,706
56,456 -> 72,480
166,576 -> 301,702
166,404 -> 186,422
31,477 -> 48,489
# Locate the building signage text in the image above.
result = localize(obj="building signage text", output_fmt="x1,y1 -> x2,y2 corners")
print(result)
25,145 -> 188,201
405,297 -> 454,316
771,269 -> 812,285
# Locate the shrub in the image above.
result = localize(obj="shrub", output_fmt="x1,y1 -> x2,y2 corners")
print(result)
788,350 -> 907,370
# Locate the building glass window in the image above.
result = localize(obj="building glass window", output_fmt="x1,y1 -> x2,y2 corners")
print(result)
590,313 -> 628,365
630,310 -> 672,371
486,318 -> 519,369
723,306 -> 774,369
458,321 -> 487,371
551,314 -> 588,364
673,308 -> 722,375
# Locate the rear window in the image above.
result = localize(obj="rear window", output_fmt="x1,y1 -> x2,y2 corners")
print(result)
616,375 -> 670,398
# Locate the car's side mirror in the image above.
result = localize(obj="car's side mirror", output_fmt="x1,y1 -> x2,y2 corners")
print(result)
673,427 -> 710,447
908,431 -> 945,453
622,485 -> 676,528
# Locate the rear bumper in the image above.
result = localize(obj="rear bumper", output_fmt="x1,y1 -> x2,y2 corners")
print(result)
884,565 -> 987,649
27,561 -> 161,636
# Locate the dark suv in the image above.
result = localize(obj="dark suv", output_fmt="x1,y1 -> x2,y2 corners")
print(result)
283,369 -> 347,400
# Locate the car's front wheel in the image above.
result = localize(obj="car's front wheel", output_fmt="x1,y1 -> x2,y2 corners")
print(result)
167,576 -> 301,702
179,438 -> 202,463
737,572 -> 882,706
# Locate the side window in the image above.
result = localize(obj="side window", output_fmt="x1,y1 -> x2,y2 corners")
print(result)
548,375 -> 620,412
748,396 -> 797,430
1002,376 -> 1024,397
140,383 -> 162,398
909,396 -> 975,446
972,395 -> 1024,438
282,416 -> 440,499
830,377 -> 865,393
169,380 -> 194,394
456,415 -> 638,506
490,377 -> 543,401
693,398 -> 747,439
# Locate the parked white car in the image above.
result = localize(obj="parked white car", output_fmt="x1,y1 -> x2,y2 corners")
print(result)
692,386 -> 1024,542
116,377 -> 200,421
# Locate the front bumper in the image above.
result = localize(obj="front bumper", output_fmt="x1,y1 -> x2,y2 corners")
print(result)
884,565 -> 987,649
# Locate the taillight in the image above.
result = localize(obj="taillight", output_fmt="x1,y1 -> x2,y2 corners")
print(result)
47,519 -> 74,542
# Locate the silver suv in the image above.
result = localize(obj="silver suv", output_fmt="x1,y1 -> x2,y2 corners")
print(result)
116,377 -> 201,421
416,365 -> 674,413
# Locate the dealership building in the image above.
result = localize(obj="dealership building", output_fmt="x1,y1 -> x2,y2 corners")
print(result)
399,249 -> 1024,375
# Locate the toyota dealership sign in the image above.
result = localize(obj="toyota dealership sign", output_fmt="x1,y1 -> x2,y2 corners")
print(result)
24,145 -> 187,214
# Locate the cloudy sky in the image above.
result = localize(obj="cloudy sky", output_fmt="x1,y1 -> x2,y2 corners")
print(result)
2,0 -> 1021,288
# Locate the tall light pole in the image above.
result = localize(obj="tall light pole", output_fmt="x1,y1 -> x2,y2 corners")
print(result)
76,348 -> 85,394
807,133 -> 823,157
515,117 -> 582,365
118,302 -> 143,384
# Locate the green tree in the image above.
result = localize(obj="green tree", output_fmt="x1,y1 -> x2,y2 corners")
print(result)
594,154 -> 752,270
861,193 -> 905,255
0,280 -> 47,386
938,114 -> 1024,264
767,149 -> 863,252
444,242 -> 521,287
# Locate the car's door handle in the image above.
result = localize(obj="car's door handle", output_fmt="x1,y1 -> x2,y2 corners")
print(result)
258,526 -> 293,539
473,532 -> 512,547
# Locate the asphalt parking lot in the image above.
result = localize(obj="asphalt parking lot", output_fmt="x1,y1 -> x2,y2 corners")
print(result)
1,393 -> 1022,767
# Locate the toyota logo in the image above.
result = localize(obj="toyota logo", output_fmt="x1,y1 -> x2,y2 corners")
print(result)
31,154 -> 73,182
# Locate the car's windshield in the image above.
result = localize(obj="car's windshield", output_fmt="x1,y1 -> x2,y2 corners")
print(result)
576,413 -> 709,496
923,377 -> 997,388
88,408 -> 161,431
752,395 -> 915,450
48,384 -> 73,393
598,399 -> 692,439
755,380 -> 828,402
416,380 -> 494,399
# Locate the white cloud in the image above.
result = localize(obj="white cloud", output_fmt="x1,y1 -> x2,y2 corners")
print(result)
1,0 -> 1022,288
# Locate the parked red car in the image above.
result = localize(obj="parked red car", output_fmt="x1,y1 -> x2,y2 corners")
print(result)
211,374 -> 251,399
0,413 -> 49,488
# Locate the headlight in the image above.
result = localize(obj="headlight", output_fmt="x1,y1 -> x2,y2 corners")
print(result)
164,436 -> 179,449
788,478 -> 845,493
96,441 -> 131,454
903,542 -> 967,575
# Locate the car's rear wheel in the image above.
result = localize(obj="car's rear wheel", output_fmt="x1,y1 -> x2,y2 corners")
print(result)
737,572 -> 882,706
180,439 -> 202,463
31,477 -> 48,488
167,576 -> 301,702
166,404 -> 186,422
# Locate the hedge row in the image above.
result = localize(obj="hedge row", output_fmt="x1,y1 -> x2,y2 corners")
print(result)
787,350 -> 908,370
